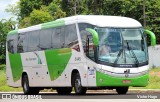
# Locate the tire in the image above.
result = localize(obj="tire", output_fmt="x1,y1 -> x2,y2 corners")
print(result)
56,87 -> 72,95
22,75 -> 39,95
116,87 -> 129,94
73,73 -> 87,95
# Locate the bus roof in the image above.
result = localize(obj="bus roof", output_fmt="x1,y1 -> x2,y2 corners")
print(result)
8,15 -> 142,35
59,15 -> 142,28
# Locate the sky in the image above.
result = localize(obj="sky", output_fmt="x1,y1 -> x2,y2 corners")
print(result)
0,0 -> 19,20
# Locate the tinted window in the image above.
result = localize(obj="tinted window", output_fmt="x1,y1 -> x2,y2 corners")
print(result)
87,35 -> 95,60
79,23 -> 95,54
65,24 -> 78,50
7,34 -> 18,53
78,23 -> 94,32
51,27 -> 64,49
28,31 -> 40,52
39,29 -> 52,50
61,27 -> 65,47
7,39 -> 14,53
80,31 -> 89,54
17,33 -> 28,53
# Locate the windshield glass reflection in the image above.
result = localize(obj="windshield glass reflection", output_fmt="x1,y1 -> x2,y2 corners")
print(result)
96,28 -> 148,65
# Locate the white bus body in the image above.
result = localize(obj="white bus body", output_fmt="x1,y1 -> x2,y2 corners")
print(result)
6,15 -> 150,95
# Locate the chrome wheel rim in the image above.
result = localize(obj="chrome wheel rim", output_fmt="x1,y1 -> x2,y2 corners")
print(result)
23,78 -> 28,92
75,78 -> 81,92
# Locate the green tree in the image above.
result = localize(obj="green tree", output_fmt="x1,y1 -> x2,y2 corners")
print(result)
5,0 -> 160,45
48,2 -> 66,19
19,0 -> 54,19
5,2 -> 20,17
30,9 -> 53,25
145,0 -> 160,45
0,18 -> 16,64
20,8 -> 53,28
20,0 -> 43,19
61,0 -> 88,16
86,0 -> 104,14
19,17 -> 31,28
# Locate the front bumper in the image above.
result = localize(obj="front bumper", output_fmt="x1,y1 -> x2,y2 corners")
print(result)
96,71 -> 149,87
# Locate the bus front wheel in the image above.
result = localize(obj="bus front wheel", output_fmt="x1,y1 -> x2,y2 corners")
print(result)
22,75 -> 39,95
73,73 -> 87,95
116,87 -> 129,94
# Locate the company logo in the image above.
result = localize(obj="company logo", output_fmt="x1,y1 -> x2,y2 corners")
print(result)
120,65 -> 133,67
33,52 -> 42,64
124,69 -> 130,78
2,94 -> 11,99
2,94 -> 42,99
124,69 -> 130,74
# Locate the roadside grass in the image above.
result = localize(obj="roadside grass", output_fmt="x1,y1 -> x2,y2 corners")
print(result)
0,65 -> 22,92
0,64 -> 160,92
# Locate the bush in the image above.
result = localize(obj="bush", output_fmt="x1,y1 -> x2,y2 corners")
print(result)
0,64 -> 6,70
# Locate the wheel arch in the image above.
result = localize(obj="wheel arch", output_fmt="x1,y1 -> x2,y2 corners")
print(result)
71,69 -> 80,86
21,71 -> 28,86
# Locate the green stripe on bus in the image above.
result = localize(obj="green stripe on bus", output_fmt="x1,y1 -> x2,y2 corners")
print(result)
8,30 -> 18,35
45,48 -> 72,81
9,53 -> 23,82
41,20 -> 65,29
96,71 -> 149,87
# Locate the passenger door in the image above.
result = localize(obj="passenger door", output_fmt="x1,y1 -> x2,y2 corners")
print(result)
80,30 -> 97,86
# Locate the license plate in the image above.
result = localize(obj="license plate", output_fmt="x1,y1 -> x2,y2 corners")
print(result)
122,80 -> 131,83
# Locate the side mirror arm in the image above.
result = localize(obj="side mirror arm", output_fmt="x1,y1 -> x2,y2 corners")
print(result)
144,29 -> 156,46
86,28 -> 99,62
86,28 -> 99,46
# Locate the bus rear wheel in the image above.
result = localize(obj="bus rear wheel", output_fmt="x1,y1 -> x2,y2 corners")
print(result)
56,87 -> 72,95
22,75 -> 39,95
116,87 -> 129,94
73,73 -> 87,95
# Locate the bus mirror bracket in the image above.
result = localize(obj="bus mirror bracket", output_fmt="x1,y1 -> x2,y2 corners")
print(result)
86,28 -> 99,62
144,29 -> 156,46
86,28 -> 99,46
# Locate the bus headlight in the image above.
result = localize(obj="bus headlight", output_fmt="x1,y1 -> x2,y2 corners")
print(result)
95,67 -> 112,76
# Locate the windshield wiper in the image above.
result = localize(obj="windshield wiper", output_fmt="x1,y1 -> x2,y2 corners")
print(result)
113,49 -> 123,66
126,40 -> 139,66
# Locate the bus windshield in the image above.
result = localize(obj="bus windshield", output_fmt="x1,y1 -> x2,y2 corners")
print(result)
96,28 -> 148,66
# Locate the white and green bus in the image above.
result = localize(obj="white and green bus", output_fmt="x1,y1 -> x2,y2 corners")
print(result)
6,15 -> 156,95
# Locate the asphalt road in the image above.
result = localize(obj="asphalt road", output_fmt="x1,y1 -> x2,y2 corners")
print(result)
40,92 -> 160,99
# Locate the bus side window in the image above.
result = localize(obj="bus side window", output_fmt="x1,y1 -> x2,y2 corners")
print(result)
80,30 -> 88,54
52,28 -> 61,49
86,35 -> 95,61
7,40 -> 14,53
52,27 -> 65,49
17,34 -> 28,53
7,34 -> 18,54
39,29 -> 52,50
28,31 -> 40,52
80,30 -> 95,61
60,27 -> 65,48
78,23 -> 94,32
64,24 -> 79,51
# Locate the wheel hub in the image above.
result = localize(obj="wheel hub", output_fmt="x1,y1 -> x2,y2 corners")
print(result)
75,79 -> 81,91
24,81 -> 27,92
